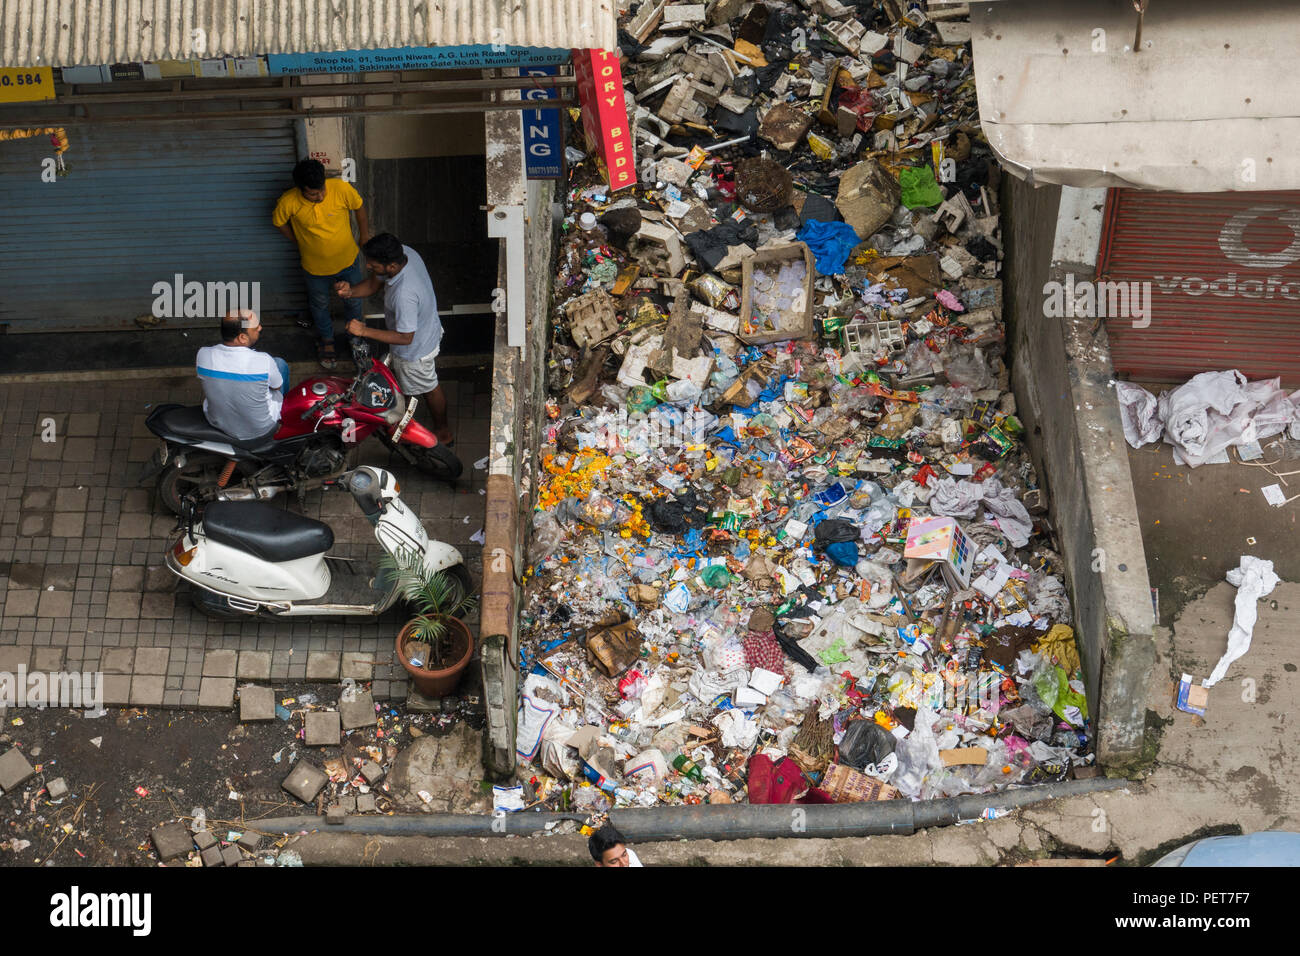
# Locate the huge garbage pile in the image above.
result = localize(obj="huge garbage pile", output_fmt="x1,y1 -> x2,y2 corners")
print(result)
515,1 -> 1094,814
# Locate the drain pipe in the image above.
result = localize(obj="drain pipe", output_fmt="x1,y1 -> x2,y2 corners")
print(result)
255,778 -> 1129,842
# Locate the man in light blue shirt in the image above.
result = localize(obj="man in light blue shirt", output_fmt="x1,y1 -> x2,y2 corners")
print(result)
337,233 -> 451,444
195,310 -> 290,441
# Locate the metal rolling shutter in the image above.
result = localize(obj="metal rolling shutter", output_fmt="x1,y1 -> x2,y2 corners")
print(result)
0,117 -> 305,331
1097,189 -> 1300,386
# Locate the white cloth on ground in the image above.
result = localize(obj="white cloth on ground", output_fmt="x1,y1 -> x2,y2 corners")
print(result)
1204,556 -> 1281,688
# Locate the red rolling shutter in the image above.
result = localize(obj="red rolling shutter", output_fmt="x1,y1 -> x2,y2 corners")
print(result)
1096,189 -> 1300,385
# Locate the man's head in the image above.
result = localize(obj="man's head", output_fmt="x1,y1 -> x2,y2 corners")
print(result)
221,309 -> 262,347
588,825 -> 632,867
362,233 -> 408,279
292,159 -> 327,203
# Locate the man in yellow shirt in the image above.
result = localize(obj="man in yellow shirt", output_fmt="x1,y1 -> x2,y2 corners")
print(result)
273,159 -> 370,369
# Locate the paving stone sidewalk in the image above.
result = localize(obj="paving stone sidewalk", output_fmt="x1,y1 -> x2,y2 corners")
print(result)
0,366 -> 490,709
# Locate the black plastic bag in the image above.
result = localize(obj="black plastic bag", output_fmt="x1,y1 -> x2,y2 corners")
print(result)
838,719 -> 897,771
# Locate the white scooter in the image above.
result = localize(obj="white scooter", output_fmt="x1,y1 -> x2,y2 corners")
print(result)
167,466 -> 469,619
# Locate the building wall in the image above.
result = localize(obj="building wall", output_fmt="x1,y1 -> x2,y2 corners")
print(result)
1004,177 -> 1156,771
480,176 -> 555,777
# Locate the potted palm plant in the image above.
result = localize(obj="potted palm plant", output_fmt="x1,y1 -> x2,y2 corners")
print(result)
380,550 -> 478,698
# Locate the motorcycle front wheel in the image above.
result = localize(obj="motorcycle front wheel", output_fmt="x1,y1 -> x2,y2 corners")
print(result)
379,435 -> 463,482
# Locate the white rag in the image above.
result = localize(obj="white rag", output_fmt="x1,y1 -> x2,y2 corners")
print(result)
1204,555 -> 1280,687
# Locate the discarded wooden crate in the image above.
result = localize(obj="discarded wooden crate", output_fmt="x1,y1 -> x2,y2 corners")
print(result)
820,762 -> 900,802
566,290 -> 621,350
739,242 -> 816,345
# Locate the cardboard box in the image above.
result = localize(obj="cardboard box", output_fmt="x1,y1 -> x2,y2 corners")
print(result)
739,242 -> 816,345
903,516 -> 974,587
820,762 -> 900,802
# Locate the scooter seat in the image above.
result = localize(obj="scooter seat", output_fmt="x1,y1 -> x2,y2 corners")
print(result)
202,501 -> 334,562
152,405 -> 279,453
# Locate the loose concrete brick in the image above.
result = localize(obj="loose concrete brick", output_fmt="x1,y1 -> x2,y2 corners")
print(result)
283,762 -> 328,803
151,821 -> 194,862
102,675 -> 132,707
405,686 -> 441,713
37,591 -> 73,618
221,845 -> 243,866
340,691 -> 377,730
237,831 -> 261,852
0,647 -> 31,673
100,647 -> 134,674
130,674 -> 165,707
357,793 -> 377,813
239,685 -> 275,723
134,647 -> 170,675
194,830 -> 217,851
46,777 -> 69,800
0,749 -> 36,792
360,761 -> 386,786
201,844 -> 224,867
32,647 -> 65,672
339,794 -> 357,813
203,649 -> 237,677
197,677 -> 236,710
341,652 -> 374,679
304,711 -> 341,746
326,805 -> 346,825
237,650 -> 272,682
306,652 -> 341,681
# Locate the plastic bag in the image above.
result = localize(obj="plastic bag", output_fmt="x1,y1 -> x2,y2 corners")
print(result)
556,491 -> 631,529
942,351 -> 994,391
837,719 -> 896,771
530,510 -> 566,563
516,674 -> 565,761
890,705 -> 942,797
700,564 -> 732,588
899,165 -> 945,209
1032,662 -> 1088,727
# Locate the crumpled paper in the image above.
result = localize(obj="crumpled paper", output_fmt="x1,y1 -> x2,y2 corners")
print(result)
1116,382 -> 1162,448
1204,555 -> 1281,687
1160,371 -> 1297,467
929,477 -> 1033,547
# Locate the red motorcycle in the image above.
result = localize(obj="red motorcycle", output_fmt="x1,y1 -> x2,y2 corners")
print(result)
143,338 -> 462,515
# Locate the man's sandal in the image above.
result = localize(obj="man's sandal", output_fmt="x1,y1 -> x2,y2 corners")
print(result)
318,340 -> 337,370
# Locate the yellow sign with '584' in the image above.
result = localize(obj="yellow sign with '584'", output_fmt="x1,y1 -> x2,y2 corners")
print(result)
0,67 -> 55,102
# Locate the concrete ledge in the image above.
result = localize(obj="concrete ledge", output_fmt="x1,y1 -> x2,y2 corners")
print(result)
1004,180 -> 1156,772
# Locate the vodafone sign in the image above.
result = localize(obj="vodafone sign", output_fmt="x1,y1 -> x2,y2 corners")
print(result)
1097,191 -> 1300,384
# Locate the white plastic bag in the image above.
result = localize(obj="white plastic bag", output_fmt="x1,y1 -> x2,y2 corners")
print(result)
890,705 -> 942,798
516,674 -> 565,761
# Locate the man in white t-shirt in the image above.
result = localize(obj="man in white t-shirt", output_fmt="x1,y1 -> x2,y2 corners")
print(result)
195,310 -> 289,442
588,824 -> 644,867
336,232 -> 452,445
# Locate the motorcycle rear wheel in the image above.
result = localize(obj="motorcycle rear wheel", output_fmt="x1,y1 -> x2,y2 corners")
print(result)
157,457 -> 251,515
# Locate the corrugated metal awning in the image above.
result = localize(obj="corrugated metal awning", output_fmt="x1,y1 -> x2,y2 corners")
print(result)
972,0 -> 1300,192
0,0 -> 616,69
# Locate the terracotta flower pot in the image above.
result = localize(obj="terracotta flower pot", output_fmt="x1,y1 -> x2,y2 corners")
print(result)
396,617 -> 473,698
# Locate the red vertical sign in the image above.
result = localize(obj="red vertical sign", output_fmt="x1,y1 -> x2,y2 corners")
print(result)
571,48 -> 637,192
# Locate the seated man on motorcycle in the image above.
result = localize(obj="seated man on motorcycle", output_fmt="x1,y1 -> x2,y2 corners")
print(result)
195,309 -> 291,442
